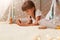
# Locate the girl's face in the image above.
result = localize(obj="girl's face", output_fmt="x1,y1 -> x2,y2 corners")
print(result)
25,7 -> 35,15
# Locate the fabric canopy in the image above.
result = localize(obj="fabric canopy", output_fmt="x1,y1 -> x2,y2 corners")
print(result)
0,0 -> 12,18
45,0 -> 56,20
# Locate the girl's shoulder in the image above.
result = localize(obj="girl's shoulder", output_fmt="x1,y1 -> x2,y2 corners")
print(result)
35,9 -> 42,17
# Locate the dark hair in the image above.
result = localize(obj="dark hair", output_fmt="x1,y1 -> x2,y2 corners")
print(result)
22,0 -> 36,11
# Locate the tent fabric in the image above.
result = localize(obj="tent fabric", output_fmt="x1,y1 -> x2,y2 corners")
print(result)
0,0 -> 12,18
45,0 -> 55,20
0,0 -> 12,21
0,0 -> 60,23
0,0 -> 40,22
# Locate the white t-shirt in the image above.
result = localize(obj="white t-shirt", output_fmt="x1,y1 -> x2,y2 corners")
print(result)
20,9 -> 42,23
29,9 -> 42,23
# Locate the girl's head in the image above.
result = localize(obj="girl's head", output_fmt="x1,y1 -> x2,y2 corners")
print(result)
22,0 -> 36,15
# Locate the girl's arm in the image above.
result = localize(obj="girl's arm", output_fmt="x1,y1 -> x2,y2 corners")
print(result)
36,16 -> 41,21
16,19 -> 38,26
34,16 -> 47,29
33,16 -> 41,25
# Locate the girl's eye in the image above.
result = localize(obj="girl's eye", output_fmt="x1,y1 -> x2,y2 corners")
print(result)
26,10 -> 29,13
27,11 -> 28,12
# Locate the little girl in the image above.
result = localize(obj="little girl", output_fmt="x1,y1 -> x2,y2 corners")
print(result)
16,0 -> 42,26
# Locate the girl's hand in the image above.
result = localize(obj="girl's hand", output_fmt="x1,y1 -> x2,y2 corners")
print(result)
27,19 -> 32,24
34,21 -> 39,25
16,19 -> 21,25
18,19 -> 21,23
9,17 -> 13,24
34,16 -> 41,25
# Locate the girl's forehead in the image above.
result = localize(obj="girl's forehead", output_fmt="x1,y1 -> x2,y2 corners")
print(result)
26,7 -> 34,11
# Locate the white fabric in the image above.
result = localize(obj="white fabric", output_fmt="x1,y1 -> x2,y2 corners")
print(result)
39,15 -> 60,28
32,9 -> 42,23
0,0 -> 12,18
45,0 -> 55,20
39,19 -> 56,28
39,0 -> 57,28
45,9 -> 52,20
35,9 -> 41,17
20,9 -> 41,23
20,17 -> 28,23
0,22 -> 60,40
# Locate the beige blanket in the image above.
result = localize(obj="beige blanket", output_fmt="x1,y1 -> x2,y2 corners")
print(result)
0,22 -> 60,40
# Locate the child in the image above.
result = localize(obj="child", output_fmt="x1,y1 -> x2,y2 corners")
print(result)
16,0 -> 42,26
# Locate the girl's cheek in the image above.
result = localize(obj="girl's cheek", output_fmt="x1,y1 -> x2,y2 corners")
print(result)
29,10 -> 33,13
25,10 -> 33,15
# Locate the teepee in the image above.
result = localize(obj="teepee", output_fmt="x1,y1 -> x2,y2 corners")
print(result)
0,0 -> 40,22
0,0 -> 25,22
45,0 -> 56,20
0,0 -> 13,22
